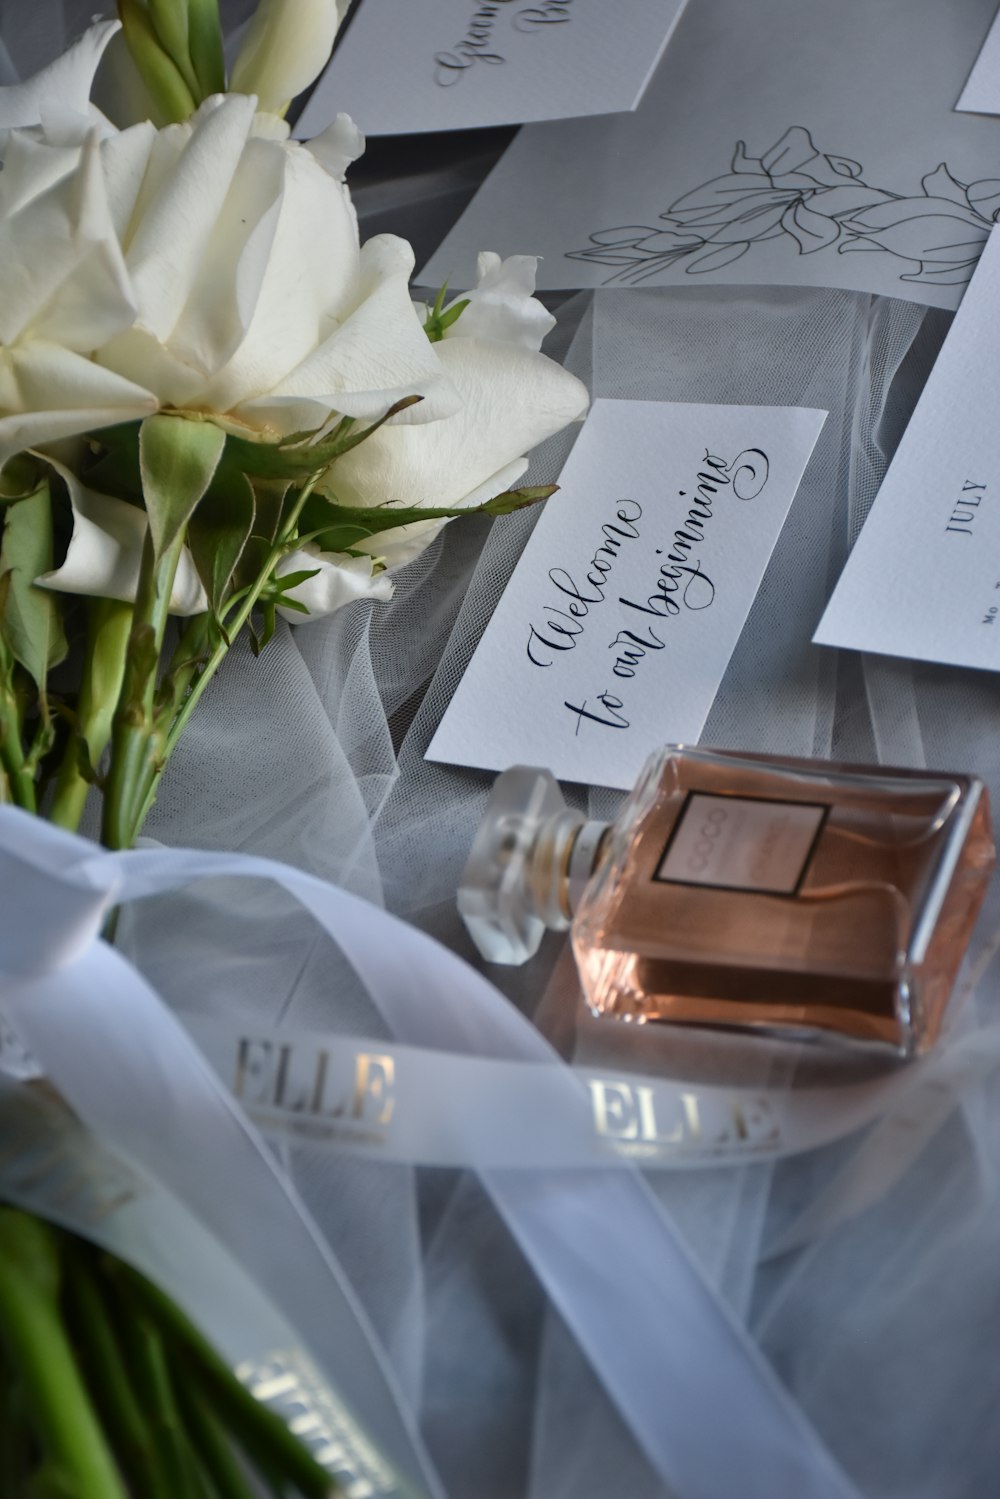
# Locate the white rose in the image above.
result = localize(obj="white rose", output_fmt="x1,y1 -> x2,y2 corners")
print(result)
0,30 -> 588,622
0,29 -> 458,474
322,251 -> 589,582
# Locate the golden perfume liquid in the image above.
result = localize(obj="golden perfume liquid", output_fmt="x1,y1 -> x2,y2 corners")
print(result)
458,747 -> 995,1055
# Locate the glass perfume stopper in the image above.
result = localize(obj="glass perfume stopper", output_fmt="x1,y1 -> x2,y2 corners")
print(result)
458,766 -> 609,964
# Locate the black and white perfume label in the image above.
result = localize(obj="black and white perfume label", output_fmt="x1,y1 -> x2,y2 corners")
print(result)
654,793 -> 827,895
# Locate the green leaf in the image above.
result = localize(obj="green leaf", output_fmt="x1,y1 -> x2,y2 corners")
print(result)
424,297 -> 470,342
0,477 -> 67,691
186,461 -> 255,615
140,414 -> 226,562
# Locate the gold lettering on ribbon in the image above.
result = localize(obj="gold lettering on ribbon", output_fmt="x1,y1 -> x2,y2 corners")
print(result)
236,1349 -> 395,1495
351,1054 -> 395,1126
589,1079 -> 639,1139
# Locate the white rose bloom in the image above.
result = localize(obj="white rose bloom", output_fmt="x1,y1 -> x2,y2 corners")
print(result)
0,29 -> 588,622
326,251 -> 589,580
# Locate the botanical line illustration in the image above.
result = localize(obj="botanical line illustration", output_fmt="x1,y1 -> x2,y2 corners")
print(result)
566,126 -> 1000,287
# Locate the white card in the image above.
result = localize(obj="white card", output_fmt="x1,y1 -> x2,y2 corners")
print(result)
957,7 -> 1000,113
420,0 -> 1000,312
295,0 -> 687,138
815,226 -> 1000,670
428,399 -> 827,790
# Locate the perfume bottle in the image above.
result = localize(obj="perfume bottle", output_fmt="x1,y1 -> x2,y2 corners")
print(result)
458,747 -> 995,1054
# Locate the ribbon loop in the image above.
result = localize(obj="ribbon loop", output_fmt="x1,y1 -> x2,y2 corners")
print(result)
0,818 -> 119,980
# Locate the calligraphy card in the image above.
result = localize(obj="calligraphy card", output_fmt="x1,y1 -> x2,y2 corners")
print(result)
295,0 -> 687,138
815,227 -> 1000,670
427,399 -> 827,790
420,0 -> 1000,311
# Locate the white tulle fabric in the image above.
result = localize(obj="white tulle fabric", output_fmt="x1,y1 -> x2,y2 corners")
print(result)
8,5 -> 1000,1498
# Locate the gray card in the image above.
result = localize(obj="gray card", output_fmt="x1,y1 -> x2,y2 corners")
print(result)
421,0 -> 1000,310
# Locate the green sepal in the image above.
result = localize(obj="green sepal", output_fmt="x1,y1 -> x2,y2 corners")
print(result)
298,481 -> 558,552
223,394 -> 423,480
139,414 -> 226,562
186,0 -> 226,96
0,476 -> 68,692
186,460 -> 255,615
118,0 -> 198,124
146,0 -> 200,97
248,477 -> 290,544
424,288 -> 470,343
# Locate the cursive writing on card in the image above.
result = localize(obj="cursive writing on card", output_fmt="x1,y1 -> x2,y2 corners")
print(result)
560,448 -> 770,737
433,0 -> 577,85
428,399 -> 826,791
296,0 -> 683,139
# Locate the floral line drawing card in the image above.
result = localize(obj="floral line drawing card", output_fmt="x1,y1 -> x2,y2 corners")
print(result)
422,0 -> 1000,310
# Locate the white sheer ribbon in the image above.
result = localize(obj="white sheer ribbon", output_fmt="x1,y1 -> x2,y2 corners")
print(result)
0,806 -> 866,1499
179,1013 -> 960,1172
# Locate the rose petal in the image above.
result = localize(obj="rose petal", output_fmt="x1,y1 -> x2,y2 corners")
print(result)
355,457 -> 530,571
440,252 -> 555,352
188,138 -> 360,412
330,336 -> 587,510
241,233 -> 461,435
125,94 -> 258,342
305,113 -> 365,182
35,463 -> 206,615
0,340 -> 156,469
275,544 -> 392,622
0,133 -> 134,349
0,20 -> 119,131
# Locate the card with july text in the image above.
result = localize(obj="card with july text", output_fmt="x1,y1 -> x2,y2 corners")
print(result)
428,399 -> 827,790
295,0 -> 687,138
815,226 -> 1000,670
420,0 -> 1000,311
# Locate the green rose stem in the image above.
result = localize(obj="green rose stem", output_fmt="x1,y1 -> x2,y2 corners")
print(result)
66,1248 -> 177,1499
0,1210 -> 128,1499
113,1258 -> 336,1497
125,474 -> 322,847
101,526 -> 186,850
0,637 -> 36,814
48,598 -> 133,833
175,1381 -> 257,1499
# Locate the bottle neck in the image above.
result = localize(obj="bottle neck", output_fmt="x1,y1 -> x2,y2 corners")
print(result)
528,811 -> 610,930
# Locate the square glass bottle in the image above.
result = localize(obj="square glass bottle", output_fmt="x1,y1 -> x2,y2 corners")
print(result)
459,747 -> 995,1055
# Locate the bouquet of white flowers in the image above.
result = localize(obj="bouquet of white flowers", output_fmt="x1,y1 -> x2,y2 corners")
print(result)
0,0 -> 588,1490
0,0 -> 587,850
